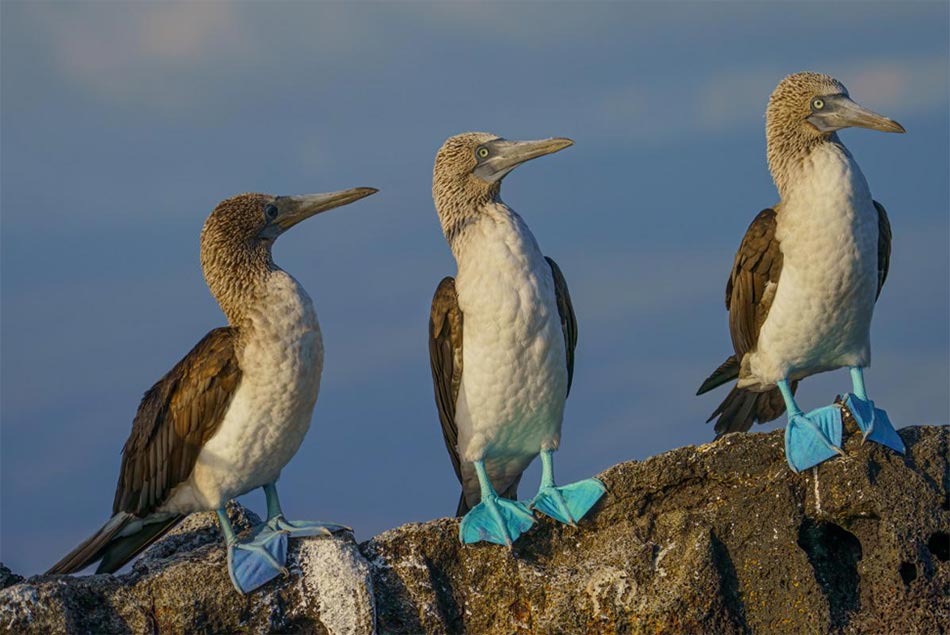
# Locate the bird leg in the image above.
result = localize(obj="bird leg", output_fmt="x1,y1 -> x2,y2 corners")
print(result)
216,508 -> 288,595
458,460 -> 535,546
844,367 -> 905,453
261,483 -> 351,538
528,449 -> 606,526
778,379 -> 845,473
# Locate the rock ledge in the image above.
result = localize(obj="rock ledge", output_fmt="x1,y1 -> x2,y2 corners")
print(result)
2,425 -> 947,634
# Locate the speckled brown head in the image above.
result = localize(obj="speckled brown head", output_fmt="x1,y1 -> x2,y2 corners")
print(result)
765,72 -> 904,196
432,132 -> 573,243
200,188 -> 377,322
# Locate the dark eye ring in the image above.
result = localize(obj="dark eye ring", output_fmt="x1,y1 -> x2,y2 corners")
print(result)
264,203 -> 279,220
476,146 -> 490,159
812,98 -> 825,110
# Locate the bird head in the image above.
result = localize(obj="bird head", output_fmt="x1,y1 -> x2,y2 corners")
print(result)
434,132 -> 573,189
200,188 -> 377,317
765,72 -> 904,197
767,71 -> 905,141
202,188 -> 378,248
432,132 -> 572,239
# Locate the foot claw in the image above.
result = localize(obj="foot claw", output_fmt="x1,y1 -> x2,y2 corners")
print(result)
785,404 -> 844,472
844,394 -> 905,454
459,496 -> 535,546
530,478 -> 606,526
266,515 -> 351,538
225,525 -> 289,594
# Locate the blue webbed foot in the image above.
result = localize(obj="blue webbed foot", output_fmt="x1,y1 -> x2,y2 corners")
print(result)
845,394 -> 905,454
459,495 -> 535,546
265,515 -> 351,539
530,478 -> 606,526
226,523 -> 289,594
784,404 -> 845,473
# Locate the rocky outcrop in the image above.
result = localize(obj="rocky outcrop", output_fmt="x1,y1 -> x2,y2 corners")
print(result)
2,425 -> 948,634
0,506 -> 375,634
368,424 -> 949,634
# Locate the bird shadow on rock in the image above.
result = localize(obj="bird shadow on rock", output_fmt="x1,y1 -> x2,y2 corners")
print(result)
796,518 -> 863,631
510,489 -> 612,567
423,554 -> 464,632
709,531 -> 751,635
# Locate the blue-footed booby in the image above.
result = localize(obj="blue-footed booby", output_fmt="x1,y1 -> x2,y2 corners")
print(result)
47,187 -> 377,593
697,72 -> 906,472
428,132 -> 605,546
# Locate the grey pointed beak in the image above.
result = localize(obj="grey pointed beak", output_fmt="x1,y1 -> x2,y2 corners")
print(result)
266,187 -> 378,237
473,137 -> 574,183
807,95 -> 905,134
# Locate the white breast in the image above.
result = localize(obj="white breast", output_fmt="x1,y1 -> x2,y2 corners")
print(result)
452,202 -> 567,482
165,270 -> 324,512
746,142 -> 880,387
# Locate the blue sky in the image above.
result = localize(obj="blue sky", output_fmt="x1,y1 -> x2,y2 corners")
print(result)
2,2 -> 947,575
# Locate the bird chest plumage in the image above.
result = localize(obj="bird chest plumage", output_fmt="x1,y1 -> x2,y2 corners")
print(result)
452,204 -> 567,462
181,271 -> 324,510
752,143 -> 880,382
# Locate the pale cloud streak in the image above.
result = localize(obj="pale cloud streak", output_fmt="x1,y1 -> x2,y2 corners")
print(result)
9,2 -> 389,114
14,2 -> 254,113
597,53 -> 948,142
11,3 -> 949,137
703,55 -> 949,129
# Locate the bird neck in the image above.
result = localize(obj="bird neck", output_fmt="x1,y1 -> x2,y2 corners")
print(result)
767,128 -> 844,200
433,174 -> 501,246
201,242 -> 276,326
448,199 -> 542,271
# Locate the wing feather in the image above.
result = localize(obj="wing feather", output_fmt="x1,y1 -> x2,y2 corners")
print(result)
727,208 -> 782,359
545,256 -> 578,397
428,278 -> 464,484
873,200 -> 891,299
699,208 -> 797,435
112,327 -> 241,516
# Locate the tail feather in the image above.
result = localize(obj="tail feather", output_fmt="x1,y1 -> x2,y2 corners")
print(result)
707,383 -> 795,437
697,356 -> 740,395
47,512 -> 184,575
456,493 -> 470,517
47,513 -> 132,575
97,515 -> 183,573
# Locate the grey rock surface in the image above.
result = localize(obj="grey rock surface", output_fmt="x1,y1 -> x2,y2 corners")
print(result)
2,425 -> 947,634
0,504 -> 374,634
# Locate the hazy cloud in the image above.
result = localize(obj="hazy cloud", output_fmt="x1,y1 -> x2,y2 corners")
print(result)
598,53 -> 948,141
14,3 -> 251,112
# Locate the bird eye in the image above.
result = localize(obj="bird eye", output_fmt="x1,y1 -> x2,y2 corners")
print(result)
812,98 -> 825,110
476,146 -> 490,159
264,203 -> 279,220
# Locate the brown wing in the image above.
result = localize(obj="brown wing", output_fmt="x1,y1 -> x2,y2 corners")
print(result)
726,209 -> 782,359
873,200 -> 891,299
699,209 -> 795,435
428,278 -> 464,484
112,327 -> 241,516
546,256 -> 578,397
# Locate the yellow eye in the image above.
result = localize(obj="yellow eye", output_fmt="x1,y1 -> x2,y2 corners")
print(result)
476,147 -> 489,159
812,98 -> 824,110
